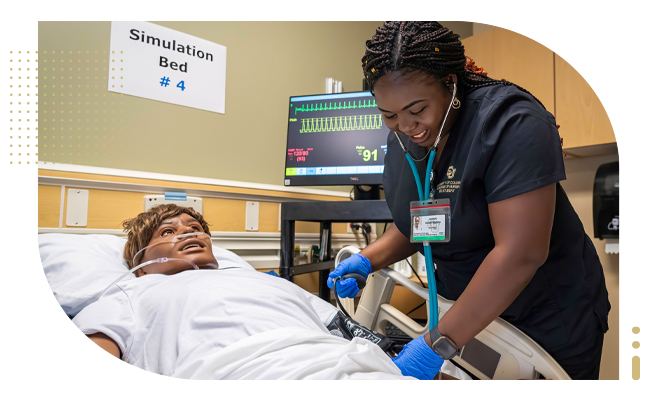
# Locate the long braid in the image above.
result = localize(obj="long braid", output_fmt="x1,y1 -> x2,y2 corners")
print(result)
362,21 -> 546,109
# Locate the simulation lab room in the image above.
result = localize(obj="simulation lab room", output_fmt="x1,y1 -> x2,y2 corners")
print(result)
36,21 -> 619,380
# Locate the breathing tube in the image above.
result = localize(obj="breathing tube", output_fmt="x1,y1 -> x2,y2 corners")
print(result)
392,83 -> 458,328
95,232 -> 215,301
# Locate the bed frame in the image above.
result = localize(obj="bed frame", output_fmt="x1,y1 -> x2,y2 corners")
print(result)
337,248 -> 571,380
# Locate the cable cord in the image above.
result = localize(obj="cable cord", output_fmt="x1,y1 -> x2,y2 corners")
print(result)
361,223 -> 371,246
333,277 -> 351,319
351,222 -> 372,247
405,257 -> 425,287
406,301 -> 427,316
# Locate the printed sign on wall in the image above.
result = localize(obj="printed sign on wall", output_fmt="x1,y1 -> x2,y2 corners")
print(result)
108,21 -> 227,113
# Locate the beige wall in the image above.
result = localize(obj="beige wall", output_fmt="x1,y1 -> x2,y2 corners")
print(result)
562,153 -> 620,379
38,21 -> 384,191
37,21 -> 472,192
439,21 -> 473,39
472,22 -> 495,36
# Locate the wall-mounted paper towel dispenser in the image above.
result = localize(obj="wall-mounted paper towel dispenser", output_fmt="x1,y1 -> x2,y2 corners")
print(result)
593,161 -> 618,240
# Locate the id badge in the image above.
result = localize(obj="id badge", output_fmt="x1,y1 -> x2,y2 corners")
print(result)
410,199 -> 451,243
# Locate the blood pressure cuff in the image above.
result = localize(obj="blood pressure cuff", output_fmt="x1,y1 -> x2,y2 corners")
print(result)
327,311 -> 396,356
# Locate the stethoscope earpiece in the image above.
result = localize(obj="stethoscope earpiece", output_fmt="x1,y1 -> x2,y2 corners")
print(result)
393,82 -> 457,162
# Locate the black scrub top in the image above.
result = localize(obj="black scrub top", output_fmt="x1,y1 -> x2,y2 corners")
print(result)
383,83 -> 610,358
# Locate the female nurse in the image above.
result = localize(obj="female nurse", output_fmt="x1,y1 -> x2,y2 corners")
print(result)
328,21 -> 610,380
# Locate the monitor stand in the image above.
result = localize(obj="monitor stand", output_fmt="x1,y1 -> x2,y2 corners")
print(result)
353,185 -> 381,201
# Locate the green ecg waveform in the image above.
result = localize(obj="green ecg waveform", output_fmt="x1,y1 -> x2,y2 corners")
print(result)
295,99 -> 377,115
299,115 -> 383,133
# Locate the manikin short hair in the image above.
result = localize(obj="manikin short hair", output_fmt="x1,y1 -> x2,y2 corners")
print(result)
122,204 -> 211,269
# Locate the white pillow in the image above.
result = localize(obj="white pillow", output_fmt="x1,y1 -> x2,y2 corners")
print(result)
39,233 -> 255,317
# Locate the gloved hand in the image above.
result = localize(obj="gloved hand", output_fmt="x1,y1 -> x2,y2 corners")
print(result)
327,253 -> 372,298
392,335 -> 444,380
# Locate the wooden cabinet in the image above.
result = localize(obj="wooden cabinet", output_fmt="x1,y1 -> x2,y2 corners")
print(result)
461,27 -> 615,150
462,28 -> 555,113
555,21 -> 621,149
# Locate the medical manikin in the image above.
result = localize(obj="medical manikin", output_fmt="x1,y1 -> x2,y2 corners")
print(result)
93,230 -> 397,357
70,204 -> 444,380
96,231 -> 218,300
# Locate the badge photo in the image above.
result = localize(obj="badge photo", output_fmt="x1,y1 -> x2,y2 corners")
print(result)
410,199 -> 451,243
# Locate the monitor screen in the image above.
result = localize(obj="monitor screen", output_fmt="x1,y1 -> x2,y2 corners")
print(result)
284,91 -> 391,187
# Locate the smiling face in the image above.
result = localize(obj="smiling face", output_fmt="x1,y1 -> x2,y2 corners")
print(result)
374,71 -> 459,149
134,213 -> 218,277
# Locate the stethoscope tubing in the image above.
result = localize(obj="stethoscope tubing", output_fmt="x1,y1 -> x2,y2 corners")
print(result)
397,83 -> 457,328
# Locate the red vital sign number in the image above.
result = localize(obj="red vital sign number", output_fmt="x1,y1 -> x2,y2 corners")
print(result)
287,148 -> 312,162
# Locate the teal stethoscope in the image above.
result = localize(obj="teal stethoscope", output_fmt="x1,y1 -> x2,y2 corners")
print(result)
392,82 -> 458,328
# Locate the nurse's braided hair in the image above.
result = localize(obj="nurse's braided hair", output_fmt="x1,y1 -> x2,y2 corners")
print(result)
362,21 -> 563,148
122,204 -> 211,269
362,21 -> 545,108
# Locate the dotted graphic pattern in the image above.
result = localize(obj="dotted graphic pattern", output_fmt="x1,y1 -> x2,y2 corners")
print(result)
633,326 -> 641,380
37,50 -> 123,166
8,51 -> 38,165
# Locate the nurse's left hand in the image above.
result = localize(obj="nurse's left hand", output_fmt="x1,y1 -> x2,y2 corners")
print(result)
392,335 -> 444,380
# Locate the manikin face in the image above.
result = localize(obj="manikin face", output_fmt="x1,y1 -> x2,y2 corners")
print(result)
135,213 -> 218,277
373,71 -> 459,149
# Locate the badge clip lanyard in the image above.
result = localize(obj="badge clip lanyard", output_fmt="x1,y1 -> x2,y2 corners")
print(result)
393,83 -> 457,328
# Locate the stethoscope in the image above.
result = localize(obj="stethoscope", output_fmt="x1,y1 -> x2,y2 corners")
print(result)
392,82 -> 457,328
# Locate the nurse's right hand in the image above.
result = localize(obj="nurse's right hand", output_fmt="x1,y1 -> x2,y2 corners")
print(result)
327,253 -> 372,298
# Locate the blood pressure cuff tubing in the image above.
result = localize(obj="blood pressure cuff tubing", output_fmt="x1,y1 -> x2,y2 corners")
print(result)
327,311 -> 396,356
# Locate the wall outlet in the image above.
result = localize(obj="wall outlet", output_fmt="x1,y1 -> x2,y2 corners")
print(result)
143,195 -> 203,214
347,222 -> 376,234
66,189 -> 89,227
245,201 -> 260,232
347,222 -> 359,234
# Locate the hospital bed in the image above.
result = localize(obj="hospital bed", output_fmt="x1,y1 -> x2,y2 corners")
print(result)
39,228 -> 569,380
336,246 -> 572,380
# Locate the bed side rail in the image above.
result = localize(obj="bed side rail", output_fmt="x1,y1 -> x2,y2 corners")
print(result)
356,268 -> 571,380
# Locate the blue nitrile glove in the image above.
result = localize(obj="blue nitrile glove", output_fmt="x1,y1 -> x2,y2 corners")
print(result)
265,270 -> 280,277
392,335 -> 444,380
327,253 -> 372,298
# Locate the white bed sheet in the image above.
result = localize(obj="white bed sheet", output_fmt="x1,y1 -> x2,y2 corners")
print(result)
74,268 -> 351,376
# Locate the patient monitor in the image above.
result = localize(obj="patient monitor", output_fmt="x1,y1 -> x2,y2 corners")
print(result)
335,246 -> 571,380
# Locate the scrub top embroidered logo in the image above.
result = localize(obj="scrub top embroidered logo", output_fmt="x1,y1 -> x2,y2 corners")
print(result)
447,166 -> 456,179
437,166 -> 461,194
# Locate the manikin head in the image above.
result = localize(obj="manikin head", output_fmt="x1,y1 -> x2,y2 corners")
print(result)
122,204 -> 218,277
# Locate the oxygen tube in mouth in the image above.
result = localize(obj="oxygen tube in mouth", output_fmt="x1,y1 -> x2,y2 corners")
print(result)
95,232 -> 216,301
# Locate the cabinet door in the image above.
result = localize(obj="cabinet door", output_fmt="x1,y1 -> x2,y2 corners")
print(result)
461,28 -> 495,82
555,21 -> 621,149
462,28 -> 555,113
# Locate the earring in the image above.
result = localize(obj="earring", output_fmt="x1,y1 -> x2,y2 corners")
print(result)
452,97 -> 461,109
